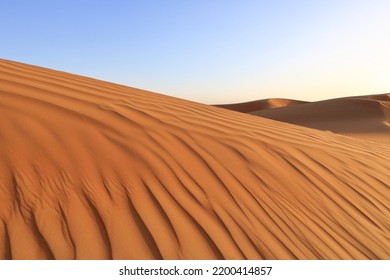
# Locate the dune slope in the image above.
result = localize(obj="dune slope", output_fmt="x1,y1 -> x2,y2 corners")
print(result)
220,95 -> 390,143
215,98 -> 307,113
0,59 -> 389,259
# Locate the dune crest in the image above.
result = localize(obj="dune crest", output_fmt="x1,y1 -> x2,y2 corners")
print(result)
0,59 -> 389,259
219,95 -> 390,143
215,98 -> 307,113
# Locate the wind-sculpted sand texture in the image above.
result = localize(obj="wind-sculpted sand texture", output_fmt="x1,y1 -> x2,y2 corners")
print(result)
221,95 -> 390,143
0,59 -> 389,259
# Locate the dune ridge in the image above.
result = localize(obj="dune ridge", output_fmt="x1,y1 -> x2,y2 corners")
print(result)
0,59 -> 389,259
218,95 -> 390,143
215,98 -> 307,113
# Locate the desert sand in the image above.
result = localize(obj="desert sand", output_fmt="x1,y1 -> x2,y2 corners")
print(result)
216,98 -> 307,113
0,59 -> 389,259
218,95 -> 390,144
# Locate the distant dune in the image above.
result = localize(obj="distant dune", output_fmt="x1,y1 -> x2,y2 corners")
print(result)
0,59 -> 389,259
218,95 -> 390,143
215,98 -> 307,113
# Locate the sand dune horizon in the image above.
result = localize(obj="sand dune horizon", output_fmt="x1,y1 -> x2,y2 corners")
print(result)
215,98 -> 308,113
0,59 -> 389,260
217,94 -> 390,144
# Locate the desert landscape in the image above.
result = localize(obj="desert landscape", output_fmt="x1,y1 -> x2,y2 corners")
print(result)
217,95 -> 390,143
0,59 -> 389,260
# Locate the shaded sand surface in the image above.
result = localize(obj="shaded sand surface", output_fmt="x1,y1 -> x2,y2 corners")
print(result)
216,98 -> 307,113
219,95 -> 390,144
0,59 -> 389,259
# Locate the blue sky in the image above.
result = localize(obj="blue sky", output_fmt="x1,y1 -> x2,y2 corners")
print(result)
2,0 -> 390,104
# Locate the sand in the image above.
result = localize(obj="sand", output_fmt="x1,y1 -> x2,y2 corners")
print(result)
0,59 -> 389,259
215,98 -> 307,113
219,95 -> 390,144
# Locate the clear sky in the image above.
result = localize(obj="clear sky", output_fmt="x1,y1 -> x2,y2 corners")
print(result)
2,0 -> 390,104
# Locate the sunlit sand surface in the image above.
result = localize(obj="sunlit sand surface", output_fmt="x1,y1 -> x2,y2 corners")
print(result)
0,59 -> 389,259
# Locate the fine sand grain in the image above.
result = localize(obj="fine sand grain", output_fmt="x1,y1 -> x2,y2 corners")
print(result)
0,59 -> 389,259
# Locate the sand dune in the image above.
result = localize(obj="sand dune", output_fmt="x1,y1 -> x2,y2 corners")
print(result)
216,98 -> 307,113
219,95 -> 390,143
0,59 -> 389,260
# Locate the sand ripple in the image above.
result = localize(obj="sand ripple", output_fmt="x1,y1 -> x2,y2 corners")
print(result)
0,59 -> 389,259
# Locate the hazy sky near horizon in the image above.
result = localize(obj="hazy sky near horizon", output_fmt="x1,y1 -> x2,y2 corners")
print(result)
2,0 -> 390,104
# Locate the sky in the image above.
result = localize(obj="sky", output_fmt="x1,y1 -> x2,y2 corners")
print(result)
1,0 -> 390,104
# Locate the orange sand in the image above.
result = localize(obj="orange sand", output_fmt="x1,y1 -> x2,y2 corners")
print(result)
219,95 -> 390,144
0,59 -> 389,259
216,98 -> 307,113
